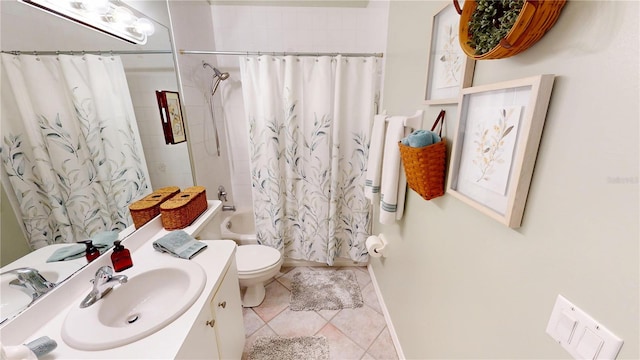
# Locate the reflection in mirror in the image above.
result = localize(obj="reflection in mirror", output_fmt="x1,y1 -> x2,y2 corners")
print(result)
0,0 -> 193,322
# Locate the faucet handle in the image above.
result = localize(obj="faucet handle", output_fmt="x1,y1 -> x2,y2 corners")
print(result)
93,266 -> 114,284
217,185 -> 228,202
1,267 -> 55,301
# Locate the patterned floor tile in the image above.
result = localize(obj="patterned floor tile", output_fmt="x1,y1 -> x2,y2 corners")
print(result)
241,265 -> 397,360
366,327 -> 399,360
250,280 -> 290,322
330,305 -> 388,350
351,266 -> 373,288
361,282 -> 382,314
241,324 -> 277,360
267,308 -> 328,337
318,322 -> 367,360
274,266 -> 310,290
242,308 -> 265,337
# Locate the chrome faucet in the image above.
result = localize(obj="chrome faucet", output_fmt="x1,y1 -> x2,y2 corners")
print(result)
1,267 -> 56,302
80,266 -> 127,308
217,185 -> 228,202
218,185 -> 236,211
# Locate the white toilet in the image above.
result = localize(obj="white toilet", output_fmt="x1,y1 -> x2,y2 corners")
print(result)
234,244 -> 283,307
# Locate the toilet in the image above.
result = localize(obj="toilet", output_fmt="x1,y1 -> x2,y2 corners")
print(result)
234,244 -> 283,307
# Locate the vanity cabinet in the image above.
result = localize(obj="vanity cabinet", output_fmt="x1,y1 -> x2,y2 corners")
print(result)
211,259 -> 245,359
176,257 -> 244,359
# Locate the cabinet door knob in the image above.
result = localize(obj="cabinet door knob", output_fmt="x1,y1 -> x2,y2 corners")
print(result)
206,319 -> 215,327
218,301 -> 227,309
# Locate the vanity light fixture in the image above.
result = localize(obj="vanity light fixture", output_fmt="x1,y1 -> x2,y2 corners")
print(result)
18,0 -> 155,44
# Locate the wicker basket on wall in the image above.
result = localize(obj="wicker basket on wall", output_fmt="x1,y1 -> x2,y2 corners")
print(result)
398,110 -> 447,201
455,0 -> 566,60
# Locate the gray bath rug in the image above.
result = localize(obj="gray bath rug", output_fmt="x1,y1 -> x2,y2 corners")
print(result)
290,270 -> 364,311
247,336 -> 329,360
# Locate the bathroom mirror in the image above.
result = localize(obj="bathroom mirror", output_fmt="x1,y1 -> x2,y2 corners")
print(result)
0,0 -> 192,323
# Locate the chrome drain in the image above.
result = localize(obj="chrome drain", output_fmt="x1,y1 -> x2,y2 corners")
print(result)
126,314 -> 140,324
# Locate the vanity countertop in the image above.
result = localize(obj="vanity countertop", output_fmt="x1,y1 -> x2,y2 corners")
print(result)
0,200 -> 234,358
19,239 -> 236,359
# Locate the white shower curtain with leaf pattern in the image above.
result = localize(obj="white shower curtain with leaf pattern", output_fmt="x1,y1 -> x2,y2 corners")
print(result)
239,55 -> 378,265
1,54 -> 151,249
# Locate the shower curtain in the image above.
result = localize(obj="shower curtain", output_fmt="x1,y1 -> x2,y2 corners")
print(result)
1,54 -> 151,249
239,55 -> 378,265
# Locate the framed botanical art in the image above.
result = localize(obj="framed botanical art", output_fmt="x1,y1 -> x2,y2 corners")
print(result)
156,90 -> 186,144
446,75 -> 555,228
424,2 -> 475,105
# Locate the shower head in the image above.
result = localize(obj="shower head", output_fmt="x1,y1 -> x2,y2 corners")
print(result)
213,67 -> 230,80
203,61 -> 230,80
203,61 -> 230,96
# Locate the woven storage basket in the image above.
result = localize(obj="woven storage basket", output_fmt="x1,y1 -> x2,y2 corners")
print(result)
398,110 -> 447,201
129,186 -> 181,228
141,186 -> 180,203
455,0 -> 566,60
160,186 -> 208,230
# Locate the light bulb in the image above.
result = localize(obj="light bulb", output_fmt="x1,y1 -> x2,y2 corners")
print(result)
112,6 -> 136,26
79,0 -> 110,14
133,18 -> 155,36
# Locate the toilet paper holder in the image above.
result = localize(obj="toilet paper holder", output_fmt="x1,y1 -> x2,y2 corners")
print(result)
366,233 -> 388,258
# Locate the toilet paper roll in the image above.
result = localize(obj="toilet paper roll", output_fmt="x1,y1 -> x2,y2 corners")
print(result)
366,235 -> 386,258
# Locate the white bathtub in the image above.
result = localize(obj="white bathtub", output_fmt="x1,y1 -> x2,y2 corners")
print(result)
220,210 -> 257,245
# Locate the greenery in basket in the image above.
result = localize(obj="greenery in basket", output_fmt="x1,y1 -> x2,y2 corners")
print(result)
468,0 -> 525,55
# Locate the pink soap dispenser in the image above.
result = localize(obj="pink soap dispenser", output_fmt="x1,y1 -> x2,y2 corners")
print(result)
111,241 -> 133,272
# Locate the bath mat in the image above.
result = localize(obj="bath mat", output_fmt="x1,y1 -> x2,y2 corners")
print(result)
247,336 -> 329,360
290,270 -> 363,311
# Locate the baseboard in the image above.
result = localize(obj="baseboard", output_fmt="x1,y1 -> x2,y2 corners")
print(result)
283,258 -> 368,267
367,264 -> 405,360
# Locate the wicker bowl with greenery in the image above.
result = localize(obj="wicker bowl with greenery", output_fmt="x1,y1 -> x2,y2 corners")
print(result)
454,0 -> 567,60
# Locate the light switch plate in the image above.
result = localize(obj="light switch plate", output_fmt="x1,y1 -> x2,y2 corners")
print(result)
546,295 -> 623,359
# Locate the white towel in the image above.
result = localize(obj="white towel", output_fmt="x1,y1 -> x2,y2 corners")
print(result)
365,114 -> 387,202
379,116 -> 408,224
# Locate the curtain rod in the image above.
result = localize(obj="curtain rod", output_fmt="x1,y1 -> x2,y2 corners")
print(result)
1,50 -> 172,56
180,49 -> 384,58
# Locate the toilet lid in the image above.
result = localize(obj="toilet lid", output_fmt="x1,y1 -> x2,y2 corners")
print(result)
236,245 -> 281,273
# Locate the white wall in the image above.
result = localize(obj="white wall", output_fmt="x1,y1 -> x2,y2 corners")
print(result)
373,1 -> 639,359
209,2 -> 390,210
168,0 -> 234,204
127,70 -> 193,189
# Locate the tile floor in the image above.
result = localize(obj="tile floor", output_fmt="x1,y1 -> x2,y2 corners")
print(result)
241,266 -> 399,360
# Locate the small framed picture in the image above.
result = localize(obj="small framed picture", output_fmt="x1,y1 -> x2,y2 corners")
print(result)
424,3 -> 475,105
156,90 -> 186,144
447,75 -> 555,228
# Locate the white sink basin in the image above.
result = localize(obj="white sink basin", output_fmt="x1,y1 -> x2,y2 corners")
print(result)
1,270 -> 59,323
61,262 -> 206,350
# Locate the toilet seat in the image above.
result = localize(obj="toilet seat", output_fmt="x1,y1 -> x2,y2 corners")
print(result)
236,245 -> 281,274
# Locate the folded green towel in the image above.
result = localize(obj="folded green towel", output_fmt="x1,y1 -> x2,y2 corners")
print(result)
46,231 -> 118,262
152,230 -> 207,259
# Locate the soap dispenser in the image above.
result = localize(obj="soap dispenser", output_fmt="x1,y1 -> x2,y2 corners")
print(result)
111,241 -> 133,272
78,240 -> 100,262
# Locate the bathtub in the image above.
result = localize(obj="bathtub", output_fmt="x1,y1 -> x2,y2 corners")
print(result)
220,210 -> 257,245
